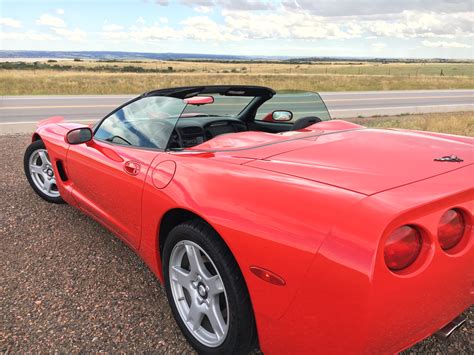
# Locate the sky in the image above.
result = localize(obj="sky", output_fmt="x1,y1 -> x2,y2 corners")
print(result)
0,0 -> 473,59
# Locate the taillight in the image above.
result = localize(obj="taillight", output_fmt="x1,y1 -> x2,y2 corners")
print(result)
384,226 -> 422,271
438,209 -> 465,250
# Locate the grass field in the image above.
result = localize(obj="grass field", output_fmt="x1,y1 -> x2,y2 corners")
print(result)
3,59 -> 474,76
2,70 -> 474,95
351,111 -> 474,137
1,60 -> 473,95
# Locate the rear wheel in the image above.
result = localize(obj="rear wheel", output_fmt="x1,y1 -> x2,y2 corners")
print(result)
163,220 -> 256,354
24,140 -> 64,204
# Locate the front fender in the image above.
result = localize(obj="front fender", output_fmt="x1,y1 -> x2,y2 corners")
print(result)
37,115 -> 65,128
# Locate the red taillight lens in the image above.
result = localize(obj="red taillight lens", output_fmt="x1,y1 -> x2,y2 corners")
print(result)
384,226 -> 422,271
438,209 -> 465,250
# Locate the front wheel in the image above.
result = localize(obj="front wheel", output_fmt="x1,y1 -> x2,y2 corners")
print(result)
24,140 -> 64,204
163,220 -> 256,354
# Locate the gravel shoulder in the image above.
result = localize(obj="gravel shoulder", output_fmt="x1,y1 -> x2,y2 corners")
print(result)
1,134 -> 472,353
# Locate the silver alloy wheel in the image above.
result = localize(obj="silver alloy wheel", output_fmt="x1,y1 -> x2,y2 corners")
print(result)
28,149 -> 60,198
169,240 -> 229,347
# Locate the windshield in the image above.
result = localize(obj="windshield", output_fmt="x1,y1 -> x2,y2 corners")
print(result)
95,96 -> 187,149
256,92 -> 331,121
94,89 -> 332,152
181,95 -> 254,117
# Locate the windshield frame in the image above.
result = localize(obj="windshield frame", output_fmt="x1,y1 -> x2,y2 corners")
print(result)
93,95 -> 188,151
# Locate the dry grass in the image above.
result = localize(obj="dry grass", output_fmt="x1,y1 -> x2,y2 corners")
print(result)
5,59 -> 474,77
350,111 -> 474,137
1,70 -> 473,95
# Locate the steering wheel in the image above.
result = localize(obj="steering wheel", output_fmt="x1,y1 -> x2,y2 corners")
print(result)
168,129 -> 184,149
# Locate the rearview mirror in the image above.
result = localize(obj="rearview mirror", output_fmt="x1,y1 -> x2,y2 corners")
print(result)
272,110 -> 293,122
66,127 -> 93,145
184,96 -> 215,105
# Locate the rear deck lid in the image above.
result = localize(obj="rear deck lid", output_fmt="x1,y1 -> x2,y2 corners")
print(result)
245,129 -> 473,195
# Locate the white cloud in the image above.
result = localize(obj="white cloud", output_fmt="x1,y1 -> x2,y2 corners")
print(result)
136,17 -> 146,25
132,26 -> 179,41
372,42 -> 387,49
180,16 -> 243,41
221,10 -> 354,40
194,6 -> 213,13
180,0 -> 274,11
364,11 -> 473,39
216,9 -> 474,41
0,31 -> 57,41
102,24 -> 124,31
101,16 -> 239,43
56,9 -> 65,15
0,17 -> 22,28
52,28 -> 87,42
36,14 -> 66,28
101,31 -> 130,41
102,24 -> 181,42
280,0 -> 471,16
92,6 -> 472,59
422,40 -> 472,48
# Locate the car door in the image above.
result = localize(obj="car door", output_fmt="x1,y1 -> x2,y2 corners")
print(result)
66,95 -> 186,249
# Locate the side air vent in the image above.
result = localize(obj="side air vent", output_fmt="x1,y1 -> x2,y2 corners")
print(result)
56,160 -> 69,181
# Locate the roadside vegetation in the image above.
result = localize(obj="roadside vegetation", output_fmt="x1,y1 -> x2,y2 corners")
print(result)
0,59 -> 473,95
351,111 -> 474,137
2,60 -> 473,76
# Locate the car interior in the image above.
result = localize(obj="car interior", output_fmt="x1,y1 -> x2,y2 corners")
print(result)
166,86 -> 330,149
168,114 -> 324,149
94,85 -> 331,150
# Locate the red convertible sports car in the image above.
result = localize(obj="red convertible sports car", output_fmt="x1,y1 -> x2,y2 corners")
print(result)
24,85 -> 472,354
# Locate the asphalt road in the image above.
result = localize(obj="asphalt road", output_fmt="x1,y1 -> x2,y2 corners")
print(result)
1,134 -> 473,353
1,90 -> 473,133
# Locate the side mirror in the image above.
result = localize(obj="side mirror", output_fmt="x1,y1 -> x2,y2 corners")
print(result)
66,127 -> 93,145
272,110 -> 293,122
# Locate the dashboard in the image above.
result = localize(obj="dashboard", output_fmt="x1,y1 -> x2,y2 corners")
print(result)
169,117 -> 248,149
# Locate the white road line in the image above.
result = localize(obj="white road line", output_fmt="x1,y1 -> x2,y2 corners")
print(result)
0,104 -> 116,110
1,96 -> 133,100
2,103 -> 473,125
0,119 -> 94,125
325,95 -> 473,102
331,103 -> 474,111
320,89 -> 474,94
1,95 -> 473,110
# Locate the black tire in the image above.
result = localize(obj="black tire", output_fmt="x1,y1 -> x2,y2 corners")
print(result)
163,220 -> 257,355
24,140 -> 64,204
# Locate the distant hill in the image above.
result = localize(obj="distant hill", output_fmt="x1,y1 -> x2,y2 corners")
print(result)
0,50 -> 291,61
0,50 -> 471,63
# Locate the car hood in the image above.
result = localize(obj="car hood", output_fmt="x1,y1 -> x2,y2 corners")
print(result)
241,128 -> 473,195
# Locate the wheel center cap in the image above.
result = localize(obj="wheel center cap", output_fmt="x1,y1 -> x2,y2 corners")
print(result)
197,283 -> 208,299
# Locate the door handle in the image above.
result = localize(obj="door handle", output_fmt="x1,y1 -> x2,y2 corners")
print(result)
124,161 -> 140,176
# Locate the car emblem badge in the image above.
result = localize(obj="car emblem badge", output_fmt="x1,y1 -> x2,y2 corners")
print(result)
434,155 -> 464,163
